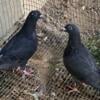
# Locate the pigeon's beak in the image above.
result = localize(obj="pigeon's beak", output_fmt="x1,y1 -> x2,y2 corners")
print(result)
40,14 -> 45,19
60,27 -> 66,32
39,14 -> 47,22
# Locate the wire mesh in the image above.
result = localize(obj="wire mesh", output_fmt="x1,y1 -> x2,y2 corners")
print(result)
0,0 -> 100,100
0,0 -> 24,40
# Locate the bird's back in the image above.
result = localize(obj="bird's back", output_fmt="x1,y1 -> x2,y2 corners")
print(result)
63,44 -> 100,90
1,30 -> 37,59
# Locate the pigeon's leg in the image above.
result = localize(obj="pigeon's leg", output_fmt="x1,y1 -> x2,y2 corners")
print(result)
66,85 -> 80,94
66,79 -> 87,94
22,66 -> 33,76
66,82 -> 80,94
16,66 -> 33,77
17,60 -> 33,77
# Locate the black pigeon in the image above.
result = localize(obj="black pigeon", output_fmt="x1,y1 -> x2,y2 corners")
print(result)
0,10 -> 43,76
63,24 -> 100,91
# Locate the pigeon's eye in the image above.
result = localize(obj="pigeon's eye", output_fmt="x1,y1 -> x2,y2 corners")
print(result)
31,13 -> 34,16
68,25 -> 73,30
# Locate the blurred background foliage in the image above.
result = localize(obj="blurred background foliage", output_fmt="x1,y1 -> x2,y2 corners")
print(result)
86,32 -> 100,66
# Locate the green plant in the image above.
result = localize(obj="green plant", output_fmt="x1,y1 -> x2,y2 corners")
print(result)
86,33 -> 100,66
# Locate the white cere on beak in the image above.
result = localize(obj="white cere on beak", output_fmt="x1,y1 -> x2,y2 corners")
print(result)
60,27 -> 66,32
40,15 -> 45,18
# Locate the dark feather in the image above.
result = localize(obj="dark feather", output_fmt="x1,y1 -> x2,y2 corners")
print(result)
63,24 -> 100,90
0,10 -> 41,70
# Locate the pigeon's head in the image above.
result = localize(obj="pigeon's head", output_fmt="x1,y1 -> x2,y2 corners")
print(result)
61,24 -> 80,34
27,10 -> 44,21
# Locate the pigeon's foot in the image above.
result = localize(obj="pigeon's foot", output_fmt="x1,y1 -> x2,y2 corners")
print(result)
16,67 -> 33,78
22,67 -> 33,77
66,82 -> 80,94
66,85 -> 80,94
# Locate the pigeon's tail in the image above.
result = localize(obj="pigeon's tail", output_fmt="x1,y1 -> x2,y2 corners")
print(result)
0,56 -> 18,70
88,79 -> 100,91
97,67 -> 100,74
92,83 -> 100,91
89,73 -> 100,91
0,63 -> 13,70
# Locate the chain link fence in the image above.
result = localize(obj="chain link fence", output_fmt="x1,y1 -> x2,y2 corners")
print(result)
0,0 -> 100,100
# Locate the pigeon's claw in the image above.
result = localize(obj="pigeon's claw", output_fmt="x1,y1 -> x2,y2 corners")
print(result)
66,85 -> 80,94
16,67 -> 33,78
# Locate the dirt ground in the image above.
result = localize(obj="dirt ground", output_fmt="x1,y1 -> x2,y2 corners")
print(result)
0,0 -> 100,100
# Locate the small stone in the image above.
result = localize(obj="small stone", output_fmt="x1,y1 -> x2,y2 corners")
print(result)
44,37 -> 48,41
37,33 -> 44,37
55,68 -> 59,71
82,6 -> 86,10
51,92 -> 56,96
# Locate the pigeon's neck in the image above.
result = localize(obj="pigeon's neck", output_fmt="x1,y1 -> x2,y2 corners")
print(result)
68,31 -> 81,48
22,19 -> 37,35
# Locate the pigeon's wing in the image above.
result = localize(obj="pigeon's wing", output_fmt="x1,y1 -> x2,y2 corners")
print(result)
0,56 -> 19,70
1,30 -> 36,56
64,46 -> 100,88
0,38 -> 35,69
0,34 -> 21,70
79,44 -> 97,69
1,34 -> 19,54
10,43 -> 34,58
4,38 -> 36,59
